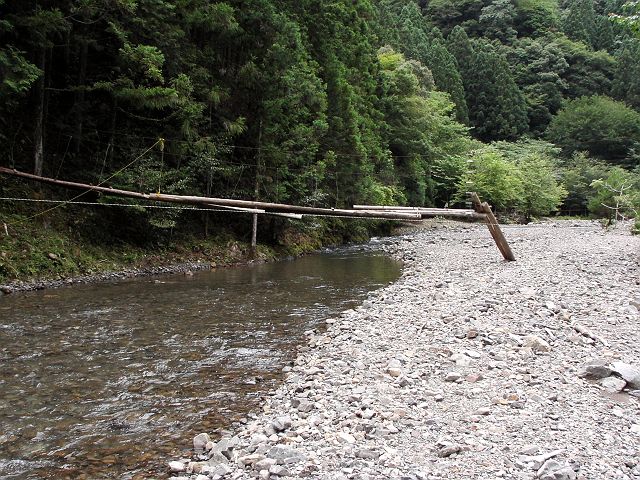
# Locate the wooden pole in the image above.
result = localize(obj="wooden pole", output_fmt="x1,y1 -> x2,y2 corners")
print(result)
469,192 -> 515,261
352,205 -> 487,220
354,205 -> 473,214
0,168 -> 421,220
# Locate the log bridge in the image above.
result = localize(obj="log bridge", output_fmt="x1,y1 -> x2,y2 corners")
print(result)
0,167 -> 515,261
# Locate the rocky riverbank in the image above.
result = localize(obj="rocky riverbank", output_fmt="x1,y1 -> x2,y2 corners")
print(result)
167,220 -> 640,480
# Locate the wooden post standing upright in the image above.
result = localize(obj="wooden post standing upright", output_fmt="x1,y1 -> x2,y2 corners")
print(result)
469,192 -> 516,262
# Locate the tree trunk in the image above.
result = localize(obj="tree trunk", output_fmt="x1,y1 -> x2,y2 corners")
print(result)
74,39 -> 88,154
33,47 -> 46,176
251,121 -> 263,253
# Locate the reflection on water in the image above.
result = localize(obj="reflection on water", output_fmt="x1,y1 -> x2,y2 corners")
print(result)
0,249 -> 401,479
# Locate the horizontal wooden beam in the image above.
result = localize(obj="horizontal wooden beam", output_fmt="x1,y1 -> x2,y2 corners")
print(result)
352,204 -> 487,220
0,168 -> 421,220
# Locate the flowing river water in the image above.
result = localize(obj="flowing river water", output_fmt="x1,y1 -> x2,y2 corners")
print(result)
0,247 -> 401,479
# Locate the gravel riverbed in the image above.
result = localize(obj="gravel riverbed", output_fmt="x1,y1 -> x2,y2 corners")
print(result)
168,220 -> 640,480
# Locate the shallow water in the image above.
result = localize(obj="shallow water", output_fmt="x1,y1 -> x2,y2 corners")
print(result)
0,248 -> 401,479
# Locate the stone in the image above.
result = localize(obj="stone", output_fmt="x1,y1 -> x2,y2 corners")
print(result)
445,372 -> 462,382
238,454 -> 265,467
387,367 -> 402,377
212,436 -> 239,458
450,353 -> 472,367
296,399 -> 314,413
193,433 -> 211,451
437,445 -> 461,457
474,407 -> 491,416
337,432 -> 356,444
523,335 -> 551,353
269,465 -> 291,476
577,359 -> 612,380
255,458 -> 277,471
271,416 -> 292,432
267,446 -> 305,464
355,449 -> 381,460
466,373 -> 483,383
168,461 -> 186,472
518,450 -> 564,470
250,433 -> 269,445
600,376 -> 627,393
189,462 -> 209,474
536,459 -> 576,480
611,362 -> 640,389
210,463 -> 232,476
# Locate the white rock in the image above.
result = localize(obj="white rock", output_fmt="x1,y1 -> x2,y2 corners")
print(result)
168,461 -> 186,472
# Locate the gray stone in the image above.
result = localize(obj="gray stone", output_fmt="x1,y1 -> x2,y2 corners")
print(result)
267,446 -> 305,464
450,353 -> 472,367
210,463 -> 233,476
269,465 -> 291,476
445,372 -> 462,382
437,445 -> 461,457
337,432 -> 356,444
611,362 -> 640,389
387,367 -> 402,377
238,454 -> 265,467
518,450 -> 564,470
577,359 -> 612,379
193,433 -> 211,451
255,458 -> 277,471
536,459 -> 576,480
600,376 -> 627,393
296,399 -> 314,413
212,436 -> 239,458
168,461 -> 186,472
250,433 -> 269,445
523,335 -> 551,353
355,449 -> 381,460
271,416 -> 292,432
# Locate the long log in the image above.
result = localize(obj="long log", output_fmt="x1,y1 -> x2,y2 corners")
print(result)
0,167 -> 421,220
352,204 -> 487,220
354,205 -> 474,214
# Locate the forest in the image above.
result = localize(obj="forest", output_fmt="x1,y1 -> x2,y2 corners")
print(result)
1,0 -> 640,280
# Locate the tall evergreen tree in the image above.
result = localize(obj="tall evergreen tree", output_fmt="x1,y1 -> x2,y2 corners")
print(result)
507,38 -> 568,135
466,40 -> 529,140
391,5 -> 469,124
612,39 -> 640,108
425,29 -> 469,124
479,0 -> 518,43
562,0 -> 597,47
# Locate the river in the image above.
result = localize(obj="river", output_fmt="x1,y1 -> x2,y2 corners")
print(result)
0,247 -> 401,479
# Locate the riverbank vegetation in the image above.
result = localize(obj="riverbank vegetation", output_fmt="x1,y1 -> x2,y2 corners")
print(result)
1,0 -> 640,282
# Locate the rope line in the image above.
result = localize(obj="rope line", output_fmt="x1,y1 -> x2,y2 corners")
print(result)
0,197 -> 253,213
0,198 -> 424,221
1,139 -> 161,229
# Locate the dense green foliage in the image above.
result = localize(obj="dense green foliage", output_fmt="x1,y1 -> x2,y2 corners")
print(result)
546,96 -> 640,163
2,0 -> 640,265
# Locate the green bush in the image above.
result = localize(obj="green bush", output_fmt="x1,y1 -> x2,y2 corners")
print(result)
457,147 -> 523,212
588,166 -> 639,223
546,95 -> 640,164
